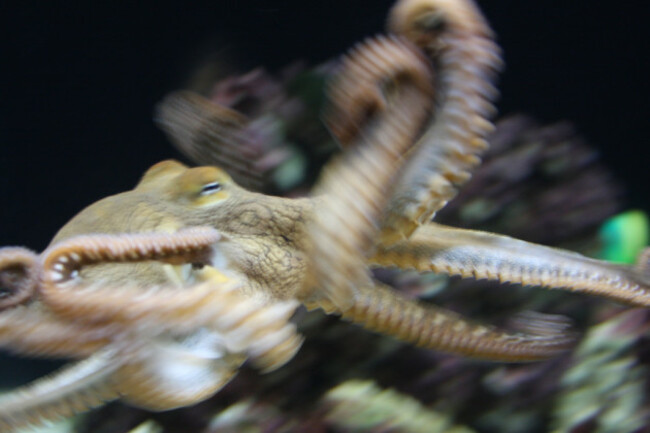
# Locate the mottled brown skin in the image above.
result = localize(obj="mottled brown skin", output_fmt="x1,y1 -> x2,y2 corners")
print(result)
0,165 -> 307,430
46,158 -> 575,357
53,160 -> 315,301
0,224 -> 303,430
1,0 -> 650,430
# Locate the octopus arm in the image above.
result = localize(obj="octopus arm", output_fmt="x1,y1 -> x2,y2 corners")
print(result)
380,0 -> 501,243
314,281 -> 574,361
308,35 -> 434,310
0,350 -> 120,432
155,91 -> 265,191
372,223 -> 650,306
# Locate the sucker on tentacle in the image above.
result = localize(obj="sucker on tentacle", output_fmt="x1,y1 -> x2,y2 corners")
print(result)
40,229 -> 303,370
0,228 -> 304,430
39,227 -> 222,322
307,35 -> 435,310
0,246 -> 40,309
381,0 -> 502,244
336,283 -> 574,362
372,223 -> 650,306
303,32 -> 573,361
3,0 -> 644,430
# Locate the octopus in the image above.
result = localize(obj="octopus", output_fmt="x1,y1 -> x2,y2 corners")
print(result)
1,0 -> 649,431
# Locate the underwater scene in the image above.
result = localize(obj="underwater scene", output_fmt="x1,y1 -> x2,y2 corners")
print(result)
1,1 -> 649,432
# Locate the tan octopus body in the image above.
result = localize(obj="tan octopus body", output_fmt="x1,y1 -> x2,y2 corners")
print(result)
1,0 -> 649,430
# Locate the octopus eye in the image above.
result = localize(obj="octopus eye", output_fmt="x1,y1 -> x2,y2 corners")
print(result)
200,182 -> 221,196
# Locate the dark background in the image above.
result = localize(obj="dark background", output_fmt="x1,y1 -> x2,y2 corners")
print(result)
1,0 -> 648,250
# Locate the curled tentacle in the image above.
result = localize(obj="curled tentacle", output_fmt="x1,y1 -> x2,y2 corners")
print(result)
40,227 -> 221,319
43,226 -> 220,278
306,36 -> 435,310
41,230 -> 304,367
326,36 -> 433,147
0,247 -> 39,309
372,223 -> 650,306
329,282 -> 574,362
381,0 -> 502,243
156,91 -> 265,191
0,350 -> 120,432
37,229 -> 304,411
